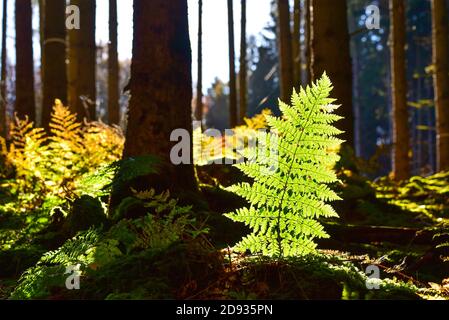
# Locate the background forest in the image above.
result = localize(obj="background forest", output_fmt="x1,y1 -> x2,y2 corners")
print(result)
0,0 -> 448,301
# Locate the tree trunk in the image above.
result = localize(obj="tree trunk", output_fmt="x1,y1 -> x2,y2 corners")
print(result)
227,0 -> 237,128
108,0 -> 120,125
123,0 -> 196,190
195,0 -> 203,124
41,0 -> 67,129
292,0 -> 301,90
68,0 -> 96,121
431,0 -> 449,171
239,0 -> 247,123
0,0 -> 7,136
390,0 -> 410,180
310,0 -> 354,148
15,0 -> 35,123
304,0 -> 311,86
277,0 -> 293,102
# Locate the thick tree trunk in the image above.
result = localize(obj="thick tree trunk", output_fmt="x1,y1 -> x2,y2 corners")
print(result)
15,0 -> 35,123
123,0 -> 196,190
0,0 -> 7,136
227,0 -> 237,128
431,0 -> 449,172
108,0 -> 120,125
41,0 -> 67,129
310,0 -> 354,148
277,0 -> 293,102
239,0 -> 247,123
292,0 -> 301,90
68,0 -> 96,121
390,0 -> 410,180
195,0 -> 203,124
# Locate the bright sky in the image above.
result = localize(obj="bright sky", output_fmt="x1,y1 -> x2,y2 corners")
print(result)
1,0 -> 273,91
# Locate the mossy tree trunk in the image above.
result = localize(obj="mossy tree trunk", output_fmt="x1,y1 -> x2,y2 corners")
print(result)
68,0 -> 96,121
15,0 -> 36,123
431,0 -> 449,171
390,0 -> 410,180
277,0 -> 294,102
310,0 -> 354,148
41,0 -> 68,130
123,0 -> 196,190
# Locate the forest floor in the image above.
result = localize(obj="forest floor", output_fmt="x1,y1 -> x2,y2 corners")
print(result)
0,154 -> 448,300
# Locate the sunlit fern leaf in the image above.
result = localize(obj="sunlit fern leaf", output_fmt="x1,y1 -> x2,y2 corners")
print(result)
225,73 -> 344,258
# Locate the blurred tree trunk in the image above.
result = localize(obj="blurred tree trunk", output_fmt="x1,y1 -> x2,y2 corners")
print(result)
0,0 -> 7,136
389,0 -> 410,180
227,0 -> 237,128
41,0 -> 67,129
431,0 -> 449,171
123,0 -> 196,190
310,0 -> 354,148
195,0 -> 203,124
108,0 -> 120,125
15,0 -> 35,123
239,0 -> 247,123
292,0 -> 301,90
68,0 -> 96,121
304,0 -> 311,86
277,0 -> 293,102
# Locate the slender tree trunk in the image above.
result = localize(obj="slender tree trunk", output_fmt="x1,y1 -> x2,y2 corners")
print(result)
0,0 -> 7,136
123,0 -> 196,190
239,0 -> 247,123
108,0 -> 120,125
389,0 -> 410,180
431,0 -> 449,171
41,0 -> 67,129
304,0 -> 311,86
310,0 -> 354,148
227,0 -> 237,128
195,0 -> 203,124
292,0 -> 301,90
15,0 -> 35,122
68,0 -> 96,121
277,0 -> 293,102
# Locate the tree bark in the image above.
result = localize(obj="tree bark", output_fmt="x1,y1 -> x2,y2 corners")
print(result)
292,0 -> 301,90
310,0 -> 354,148
227,0 -> 237,128
431,0 -> 449,171
239,0 -> 247,123
123,0 -> 196,190
15,0 -> 36,123
41,0 -> 67,129
0,0 -> 7,136
108,0 -> 120,125
277,0 -> 293,102
304,0 -> 311,86
195,0 -> 203,125
390,0 -> 410,180
68,0 -> 96,121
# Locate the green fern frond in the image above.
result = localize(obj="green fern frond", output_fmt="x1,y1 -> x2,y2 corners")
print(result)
225,73 -> 344,258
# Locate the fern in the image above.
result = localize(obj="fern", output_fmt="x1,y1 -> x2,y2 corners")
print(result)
225,73 -> 344,258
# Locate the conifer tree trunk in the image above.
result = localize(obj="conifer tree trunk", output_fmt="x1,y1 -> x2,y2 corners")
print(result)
195,0 -> 203,124
239,0 -> 247,123
41,0 -> 67,129
431,0 -> 449,171
304,0 -> 311,86
292,0 -> 301,90
68,0 -> 96,121
227,0 -> 237,128
0,0 -> 7,136
15,0 -> 35,122
389,0 -> 410,180
123,0 -> 196,190
277,0 -> 293,102
108,0 -> 120,125
310,0 -> 354,147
